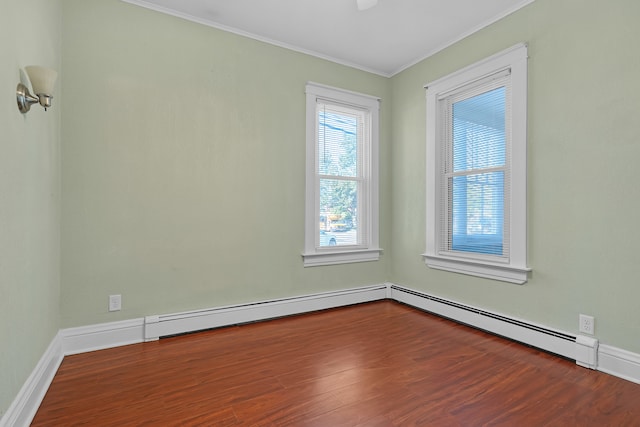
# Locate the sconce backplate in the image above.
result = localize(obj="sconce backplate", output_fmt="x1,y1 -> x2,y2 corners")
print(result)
17,83 -> 37,113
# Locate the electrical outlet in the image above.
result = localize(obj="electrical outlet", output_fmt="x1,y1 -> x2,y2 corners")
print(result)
109,294 -> 122,312
579,314 -> 595,335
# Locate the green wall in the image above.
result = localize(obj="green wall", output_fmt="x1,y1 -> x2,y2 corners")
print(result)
4,0 -> 640,418
60,0 -> 392,328
0,0 -> 62,417
390,0 -> 640,353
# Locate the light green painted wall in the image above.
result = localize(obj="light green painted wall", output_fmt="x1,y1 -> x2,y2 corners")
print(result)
390,0 -> 640,353
3,0 -> 640,416
60,0 -> 391,328
0,0 -> 62,417
3,0 -> 640,419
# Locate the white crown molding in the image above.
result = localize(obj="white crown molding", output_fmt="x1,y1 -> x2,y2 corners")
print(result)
392,0 -> 536,76
122,0 -> 535,78
120,0 -> 391,77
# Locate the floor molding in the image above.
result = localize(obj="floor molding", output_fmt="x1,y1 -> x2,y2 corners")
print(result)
3,282 -> 639,426
388,284 -> 639,382
144,284 -> 389,340
389,284 -> 579,360
0,334 -> 63,427
61,318 -> 145,356
598,344 -> 640,385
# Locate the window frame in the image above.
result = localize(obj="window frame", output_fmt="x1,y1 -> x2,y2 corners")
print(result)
303,82 -> 381,267
423,43 -> 531,284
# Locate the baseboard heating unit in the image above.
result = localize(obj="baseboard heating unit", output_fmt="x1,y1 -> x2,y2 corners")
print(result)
143,283 -> 597,369
389,285 -> 598,368
144,284 -> 388,341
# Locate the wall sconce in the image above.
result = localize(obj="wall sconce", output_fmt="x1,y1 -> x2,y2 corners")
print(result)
16,66 -> 58,114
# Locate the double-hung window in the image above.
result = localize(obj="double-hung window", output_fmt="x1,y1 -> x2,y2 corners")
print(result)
424,44 -> 530,284
303,82 -> 381,267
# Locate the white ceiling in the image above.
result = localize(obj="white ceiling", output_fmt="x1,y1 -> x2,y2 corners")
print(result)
123,0 -> 534,77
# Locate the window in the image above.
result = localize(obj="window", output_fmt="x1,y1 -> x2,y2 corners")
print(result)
303,82 -> 381,267
424,43 -> 530,284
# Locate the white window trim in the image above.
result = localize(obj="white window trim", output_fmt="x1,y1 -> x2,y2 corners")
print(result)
303,82 -> 382,267
423,43 -> 531,284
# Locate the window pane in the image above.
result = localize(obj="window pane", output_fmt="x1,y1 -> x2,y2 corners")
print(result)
319,179 -> 358,246
452,87 -> 505,172
451,172 -> 504,255
318,108 -> 358,177
425,45 -> 528,282
449,86 -> 506,256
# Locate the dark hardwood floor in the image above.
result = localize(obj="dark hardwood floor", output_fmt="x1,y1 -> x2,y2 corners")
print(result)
32,301 -> 640,426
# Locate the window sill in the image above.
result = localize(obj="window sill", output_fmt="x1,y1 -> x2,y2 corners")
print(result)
422,253 -> 531,284
303,248 -> 382,267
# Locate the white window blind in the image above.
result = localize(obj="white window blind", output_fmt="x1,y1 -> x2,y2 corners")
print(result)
316,101 -> 368,248
303,82 -> 381,267
439,73 -> 511,259
424,43 -> 530,284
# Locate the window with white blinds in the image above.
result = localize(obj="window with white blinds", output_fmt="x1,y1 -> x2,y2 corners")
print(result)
303,82 -> 381,267
424,43 -> 530,284
441,74 -> 509,258
317,102 -> 367,248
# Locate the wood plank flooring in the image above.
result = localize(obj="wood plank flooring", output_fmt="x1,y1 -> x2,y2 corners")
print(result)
32,301 -> 640,426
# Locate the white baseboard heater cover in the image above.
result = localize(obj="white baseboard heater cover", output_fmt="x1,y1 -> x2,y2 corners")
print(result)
144,284 -> 388,341
143,283 -> 598,369
389,285 -> 597,367
576,335 -> 599,369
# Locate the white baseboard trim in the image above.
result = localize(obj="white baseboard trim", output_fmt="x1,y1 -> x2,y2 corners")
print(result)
389,284 -> 640,383
52,284 -> 640,387
0,334 -> 63,427
598,344 -> 640,385
61,318 -> 145,356
0,284 -> 386,426
144,284 -> 389,340
389,284 -> 580,360
54,284 -> 389,356
4,282 -> 639,427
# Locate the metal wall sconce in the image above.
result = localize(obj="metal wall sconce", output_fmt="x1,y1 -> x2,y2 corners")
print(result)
17,66 -> 58,113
